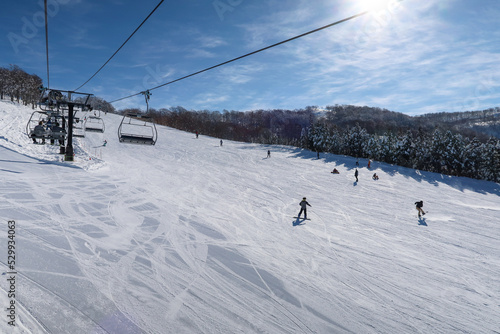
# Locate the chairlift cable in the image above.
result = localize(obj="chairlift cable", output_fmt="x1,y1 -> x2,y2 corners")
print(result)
44,0 -> 50,88
109,10 -> 370,104
74,0 -> 165,91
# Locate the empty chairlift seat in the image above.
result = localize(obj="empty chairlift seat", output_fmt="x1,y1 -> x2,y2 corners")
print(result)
117,113 -> 157,145
84,116 -> 105,133
73,117 -> 85,138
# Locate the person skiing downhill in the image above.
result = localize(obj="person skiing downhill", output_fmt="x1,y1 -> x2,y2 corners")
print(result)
297,197 -> 311,219
354,168 -> 359,182
415,200 -> 425,218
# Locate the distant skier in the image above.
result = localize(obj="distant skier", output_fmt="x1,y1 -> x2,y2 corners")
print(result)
267,150 -> 271,158
368,160 -> 372,168
354,168 -> 359,182
297,197 -> 311,219
103,140 -> 107,147
415,200 -> 425,218
220,139 -> 223,146
372,173 -> 379,180
196,131 -> 199,138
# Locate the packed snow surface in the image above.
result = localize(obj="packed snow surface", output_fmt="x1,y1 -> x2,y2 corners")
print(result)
0,100 -> 499,333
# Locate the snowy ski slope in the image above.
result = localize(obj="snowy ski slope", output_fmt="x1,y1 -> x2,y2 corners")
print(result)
0,99 -> 499,333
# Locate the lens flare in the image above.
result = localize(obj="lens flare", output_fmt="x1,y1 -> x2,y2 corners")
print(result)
356,0 -> 400,12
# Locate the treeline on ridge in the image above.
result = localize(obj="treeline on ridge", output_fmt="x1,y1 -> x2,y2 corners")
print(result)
118,105 -> 500,182
0,65 -> 116,113
0,65 -> 42,107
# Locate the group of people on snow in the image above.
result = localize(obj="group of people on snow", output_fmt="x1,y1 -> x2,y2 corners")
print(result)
299,158 -> 425,221
297,196 -> 425,221
331,166 -> 380,183
191,133 -> 426,221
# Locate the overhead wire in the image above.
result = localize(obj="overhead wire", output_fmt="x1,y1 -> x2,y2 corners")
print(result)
44,0 -> 50,88
109,10 -> 371,104
74,0 -> 165,91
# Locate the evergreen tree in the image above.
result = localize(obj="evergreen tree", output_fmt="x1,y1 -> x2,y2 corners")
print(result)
480,138 -> 500,182
462,137 -> 483,178
379,132 -> 398,164
346,123 -> 368,158
395,130 -> 414,167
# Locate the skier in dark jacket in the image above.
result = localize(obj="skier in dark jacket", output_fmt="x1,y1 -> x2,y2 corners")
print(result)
298,197 -> 311,219
415,200 -> 425,218
50,122 -> 64,145
32,121 -> 46,144
354,168 -> 359,182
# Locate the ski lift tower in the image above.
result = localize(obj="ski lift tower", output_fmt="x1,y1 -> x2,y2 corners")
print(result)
39,88 -> 93,161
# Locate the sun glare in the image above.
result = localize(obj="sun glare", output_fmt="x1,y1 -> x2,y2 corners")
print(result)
356,0 -> 399,12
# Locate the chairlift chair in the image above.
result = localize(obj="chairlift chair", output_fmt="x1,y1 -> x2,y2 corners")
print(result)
26,110 -> 46,137
73,117 -> 85,138
117,90 -> 157,145
84,110 -> 105,133
29,123 -> 51,143
39,87 -> 93,112
117,113 -> 157,145
26,110 -> 67,144
38,88 -> 66,112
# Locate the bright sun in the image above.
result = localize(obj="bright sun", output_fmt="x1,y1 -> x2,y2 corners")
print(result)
356,0 -> 400,12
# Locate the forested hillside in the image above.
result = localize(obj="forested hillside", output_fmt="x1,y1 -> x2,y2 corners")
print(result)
125,105 -> 500,182
0,65 -> 115,113
417,109 -> 500,139
0,65 -> 42,107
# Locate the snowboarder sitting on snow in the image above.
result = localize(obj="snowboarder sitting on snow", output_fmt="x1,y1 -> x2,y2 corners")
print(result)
331,168 -> 339,174
298,197 -> 311,219
372,173 -> 379,180
415,200 -> 425,218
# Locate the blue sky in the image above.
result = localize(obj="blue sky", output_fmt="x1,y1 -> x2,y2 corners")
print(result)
2,0 -> 500,115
